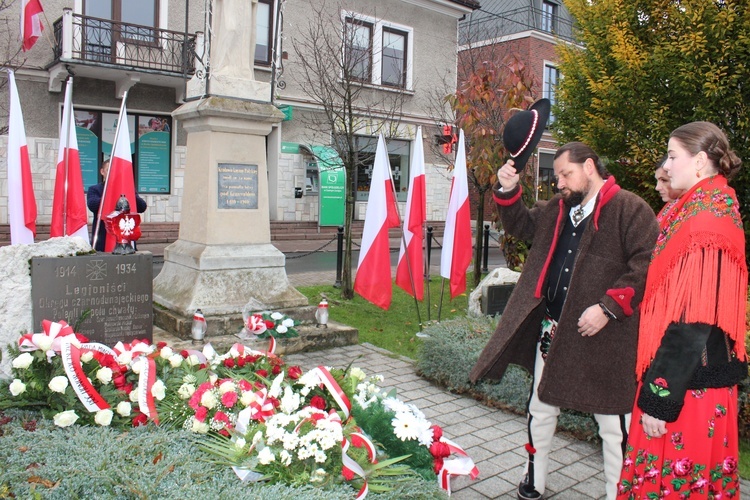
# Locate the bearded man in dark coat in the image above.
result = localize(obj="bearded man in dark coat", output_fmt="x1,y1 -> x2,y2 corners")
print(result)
470,142 -> 659,500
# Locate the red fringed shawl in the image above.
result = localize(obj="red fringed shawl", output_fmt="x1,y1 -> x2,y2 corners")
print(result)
636,175 -> 748,379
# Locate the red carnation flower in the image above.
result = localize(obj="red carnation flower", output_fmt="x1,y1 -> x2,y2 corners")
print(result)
256,369 -> 269,378
237,357 -> 246,368
214,411 -> 230,424
272,364 -> 282,375
288,366 -> 302,380
224,358 -> 236,368
264,320 -> 275,329
310,396 -> 326,410
238,379 -> 252,392
180,350 -> 189,358
157,341 -> 167,350
195,407 -> 208,422
219,429 -> 230,437
221,391 -> 239,408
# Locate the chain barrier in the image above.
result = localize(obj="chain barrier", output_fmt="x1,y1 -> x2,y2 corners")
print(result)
283,234 -> 338,259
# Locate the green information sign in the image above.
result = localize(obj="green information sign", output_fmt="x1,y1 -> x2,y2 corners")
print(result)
308,146 -> 346,227
137,116 -> 171,193
76,126 -> 100,189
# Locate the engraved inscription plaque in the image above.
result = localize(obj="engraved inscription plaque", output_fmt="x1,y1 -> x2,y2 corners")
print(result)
218,163 -> 258,209
31,253 -> 153,346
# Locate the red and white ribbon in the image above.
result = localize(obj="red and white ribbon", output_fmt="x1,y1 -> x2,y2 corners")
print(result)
436,437 -> 479,495
137,356 -> 159,424
60,337 -> 110,412
311,366 -> 351,419
342,438 -> 370,500
19,320 -> 78,356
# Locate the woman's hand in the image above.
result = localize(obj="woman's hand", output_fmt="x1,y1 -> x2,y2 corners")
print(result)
641,413 -> 667,438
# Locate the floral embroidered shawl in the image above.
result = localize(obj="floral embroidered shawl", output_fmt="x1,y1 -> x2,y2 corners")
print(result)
636,175 -> 747,379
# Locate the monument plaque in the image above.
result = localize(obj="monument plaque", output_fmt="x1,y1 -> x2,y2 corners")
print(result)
31,253 -> 153,345
218,163 -> 259,209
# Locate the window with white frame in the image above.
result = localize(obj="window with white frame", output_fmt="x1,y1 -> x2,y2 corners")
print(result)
354,136 -> 410,202
543,63 -> 560,124
541,0 -> 558,33
343,13 -> 413,89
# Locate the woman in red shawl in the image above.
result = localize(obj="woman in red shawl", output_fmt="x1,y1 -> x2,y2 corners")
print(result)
618,121 -> 747,499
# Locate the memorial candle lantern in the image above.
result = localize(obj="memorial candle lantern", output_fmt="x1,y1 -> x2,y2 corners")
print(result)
191,309 -> 207,344
315,299 -> 328,328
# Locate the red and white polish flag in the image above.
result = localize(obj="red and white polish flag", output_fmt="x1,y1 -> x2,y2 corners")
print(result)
354,134 -> 401,309
51,78 -> 88,240
7,70 -> 37,245
395,126 -> 426,300
97,97 -> 137,252
440,129 -> 472,299
20,0 -> 44,52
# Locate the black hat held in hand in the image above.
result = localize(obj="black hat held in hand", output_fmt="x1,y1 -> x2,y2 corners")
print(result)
502,98 -> 551,172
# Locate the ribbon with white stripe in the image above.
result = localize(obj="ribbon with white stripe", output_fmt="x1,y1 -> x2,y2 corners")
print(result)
60,337 -> 110,412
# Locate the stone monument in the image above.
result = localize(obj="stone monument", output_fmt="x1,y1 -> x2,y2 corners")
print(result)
153,0 -> 307,337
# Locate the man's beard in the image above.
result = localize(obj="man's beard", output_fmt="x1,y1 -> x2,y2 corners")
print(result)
562,189 -> 585,208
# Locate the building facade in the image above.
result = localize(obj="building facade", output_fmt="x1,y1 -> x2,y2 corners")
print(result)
459,0 -> 577,200
0,0 -> 478,235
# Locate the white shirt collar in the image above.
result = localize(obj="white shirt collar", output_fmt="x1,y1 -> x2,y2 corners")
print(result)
569,187 -> 601,226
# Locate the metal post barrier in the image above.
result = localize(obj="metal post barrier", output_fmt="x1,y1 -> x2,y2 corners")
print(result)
426,226 -> 433,281
334,226 -> 344,288
482,224 -> 490,274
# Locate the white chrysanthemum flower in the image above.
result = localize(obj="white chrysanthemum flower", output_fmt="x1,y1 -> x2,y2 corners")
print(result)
240,391 -> 256,407
383,397 -> 410,415
95,409 -> 113,426
159,346 -> 174,359
314,449 -> 327,463
392,411 -> 421,441
80,351 -> 94,363
129,387 -> 139,402
280,386 -> 301,414
276,325 -> 288,334
282,432 -> 300,451
418,425 -> 436,447
96,367 -> 113,384
279,450 -> 292,466
271,312 -> 284,320
12,352 -> 34,369
297,371 -> 320,389
258,447 -> 276,465
116,401 -> 132,417
282,318 -> 295,328
186,354 -> 201,366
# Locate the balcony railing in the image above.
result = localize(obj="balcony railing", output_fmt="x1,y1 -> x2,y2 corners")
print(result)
52,10 -> 196,75
461,6 -> 577,44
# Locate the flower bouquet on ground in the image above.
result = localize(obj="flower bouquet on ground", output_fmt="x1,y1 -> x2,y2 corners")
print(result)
0,319 -> 477,498
241,308 -> 300,340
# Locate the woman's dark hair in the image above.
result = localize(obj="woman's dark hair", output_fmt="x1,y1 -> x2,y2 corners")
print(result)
655,154 -> 668,171
670,121 -> 742,179
553,142 -> 609,178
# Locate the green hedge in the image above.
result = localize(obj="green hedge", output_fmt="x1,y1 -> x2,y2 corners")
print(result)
416,316 -> 601,441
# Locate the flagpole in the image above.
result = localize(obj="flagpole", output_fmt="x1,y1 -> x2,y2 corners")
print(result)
92,90 -> 128,250
425,225 -> 430,321
61,77 -> 73,235
437,278 -> 446,322
383,135 -> 423,330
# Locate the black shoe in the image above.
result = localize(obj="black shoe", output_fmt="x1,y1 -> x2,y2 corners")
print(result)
517,476 -> 542,500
